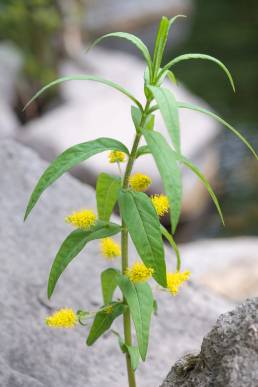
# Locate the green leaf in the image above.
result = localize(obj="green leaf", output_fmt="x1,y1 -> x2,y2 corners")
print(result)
24,138 -> 129,220
86,302 -> 125,346
135,143 -> 224,226
152,15 -> 186,79
111,330 -> 127,353
180,156 -> 225,226
131,106 -> 142,131
24,75 -> 143,111
126,345 -> 140,371
142,129 -> 182,233
153,299 -> 158,315
169,14 -> 187,28
89,32 -> 153,79
112,331 -> 140,370
153,16 -> 170,77
148,86 -> 180,153
118,190 -> 166,287
166,70 -> 177,85
131,106 -> 155,132
163,53 -> 235,92
177,101 -> 258,160
117,275 -> 153,360
101,268 -> 120,304
96,173 -> 121,222
144,114 -> 155,131
47,221 -> 121,298
160,224 -> 181,271
136,145 -> 150,159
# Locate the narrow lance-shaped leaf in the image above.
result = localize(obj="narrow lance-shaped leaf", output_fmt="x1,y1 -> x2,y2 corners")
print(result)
142,129 -> 182,233
24,75 -> 143,111
47,221 -> 121,298
24,138 -> 129,220
152,16 -> 170,77
118,190 -> 167,287
86,302 -> 125,346
131,106 -> 155,132
166,70 -> 177,85
160,224 -> 181,271
118,275 -> 153,361
101,268 -> 120,304
177,101 -> 258,160
162,53 -> 235,92
112,331 -> 140,370
153,15 -> 186,79
126,346 -> 140,371
180,156 -> 225,225
131,106 -> 142,131
88,32 -> 153,80
148,86 -> 181,153
136,145 -> 150,159
169,14 -> 187,28
96,173 -> 121,222
134,143 -> 224,226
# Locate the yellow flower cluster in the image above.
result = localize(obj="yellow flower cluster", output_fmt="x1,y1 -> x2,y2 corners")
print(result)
167,271 -> 190,296
151,194 -> 169,216
65,209 -> 96,230
100,238 -> 121,260
126,261 -> 154,283
108,150 -> 126,163
45,308 -> 77,328
129,173 -> 152,192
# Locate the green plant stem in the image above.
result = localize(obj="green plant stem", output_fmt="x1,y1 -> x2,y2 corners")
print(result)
120,99 -> 151,387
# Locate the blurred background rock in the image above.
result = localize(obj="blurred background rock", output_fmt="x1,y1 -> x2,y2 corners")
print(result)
1,2 -> 258,383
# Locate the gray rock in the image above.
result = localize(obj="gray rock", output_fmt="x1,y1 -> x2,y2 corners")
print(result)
0,139 -> 232,387
0,99 -> 19,138
0,43 -> 22,137
0,43 -> 23,104
161,298 -> 258,387
85,0 -> 192,35
180,238 -> 258,301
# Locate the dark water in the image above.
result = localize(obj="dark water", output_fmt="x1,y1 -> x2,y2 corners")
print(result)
169,0 -> 258,238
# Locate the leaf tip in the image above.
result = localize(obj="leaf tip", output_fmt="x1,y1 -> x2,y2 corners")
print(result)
22,100 -> 30,111
24,206 -> 30,222
232,80 -> 236,93
47,280 -> 54,300
47,288 -> 52,300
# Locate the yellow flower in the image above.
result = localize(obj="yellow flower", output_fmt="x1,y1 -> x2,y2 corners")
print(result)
65,209 -> 96,230
129,173 -> 152,192
151,194 -> 169,216
45,308 -> 77,328
167,271 -> 190,296
108,150 -> 126,163
126,261 -> 154,283
100,238 -> 121,260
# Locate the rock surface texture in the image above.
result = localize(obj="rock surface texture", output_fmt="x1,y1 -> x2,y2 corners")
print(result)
0,140 -> 232,387
180,238 -> 258,301
161,298 -> 258,387
0,43 -> 22,138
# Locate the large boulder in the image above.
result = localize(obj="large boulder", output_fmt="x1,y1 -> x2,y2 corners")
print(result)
0,139 -> 232,387
161,298 -> 258,387
0,100 -> 19,138
0,43 -> 23,105
179,238 -> 258,301
18,48 -> 219,220
0,43 -> 22,137
85,0 -> 192,36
